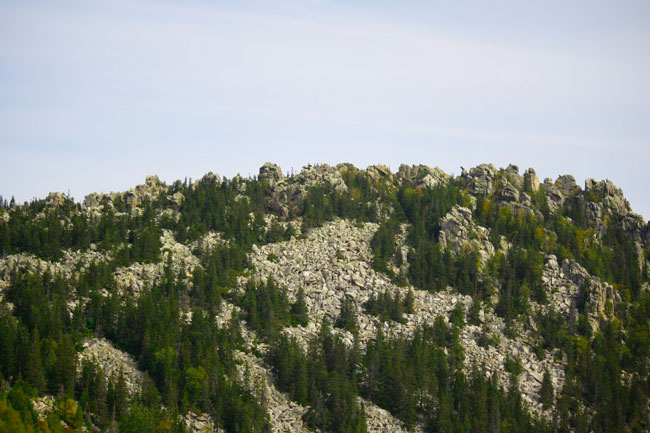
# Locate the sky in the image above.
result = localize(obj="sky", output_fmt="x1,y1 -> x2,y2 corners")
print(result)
1,0 -> 649,218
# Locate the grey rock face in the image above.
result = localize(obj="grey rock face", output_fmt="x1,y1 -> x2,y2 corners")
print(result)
497,180 -> 520,203
438,205 -> 495,264
78,338 -> 144,395
523,168 -> 540,193
560,259 -> 617,332
396,164 -> 449,189
464,163 -> 498,195
167,192 -> 184,207
543,185 -> 564,213
366,164 -> 393,182
183,411 -> 221,433
584,178 -> 629,216
295,164 -> 347,193
505,164 -> 524,189
45,192 -> 69,209
259,162 -> 284,187
195,171 -> 222,188
83,175 -> 168,213
246,219 -> 563,421
555,175 -> 580,197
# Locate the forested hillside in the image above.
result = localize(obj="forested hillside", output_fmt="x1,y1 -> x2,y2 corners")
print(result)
0,162 -> 648,433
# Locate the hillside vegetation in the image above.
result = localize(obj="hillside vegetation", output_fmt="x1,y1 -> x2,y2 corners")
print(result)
0,162 -> 648,433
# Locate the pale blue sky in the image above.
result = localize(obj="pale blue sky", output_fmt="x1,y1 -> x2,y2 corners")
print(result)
1,0 -> 649,218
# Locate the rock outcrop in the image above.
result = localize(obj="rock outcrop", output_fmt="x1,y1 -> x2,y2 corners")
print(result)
78,338 -> 144,395
523,168 -> 540,193
438,205 -> 495,264
396,164 -> 449,189
561,260 -> 618,332
463,163 -> 498,196
259,162 -> 285,187
245,219 -> 563,418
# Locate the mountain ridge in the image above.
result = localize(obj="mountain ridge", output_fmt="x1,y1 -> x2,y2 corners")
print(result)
0,162 -> 648,433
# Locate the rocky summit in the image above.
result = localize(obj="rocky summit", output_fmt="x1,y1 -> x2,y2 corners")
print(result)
0,163 -> 649,433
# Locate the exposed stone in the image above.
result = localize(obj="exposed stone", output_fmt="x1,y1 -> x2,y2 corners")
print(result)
505,164 -> 524,189
396,164 -> 449,188
243,219 -> 562,419
555,175 -> 580,197
259,162 -> 284,187
169,192 -> 184,206
523,168 -> 540,193
497,180 -> 520,203
295,164 -> 347,193
194,171 -> 222,188
543,185 -> 564,213
584,178 -> 630,216
84,192 -> 109,209
114,230 -> 200,296
78,338 -> 144,395
464,163 -> 497,195
438,205 -> 494,264
234,350 -> 313,433
45,192 -> 69,209
183,411 -> 222,433
366,164 -> 393,183
560,259 -> 616,332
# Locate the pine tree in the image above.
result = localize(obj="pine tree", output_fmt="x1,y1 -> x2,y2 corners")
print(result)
291,287 -> 309,326
24,328 -> 45,393
335,297 -> 358,332
540,368 -> 554,408
56,334 -> 77,395
115,370 -> 129,419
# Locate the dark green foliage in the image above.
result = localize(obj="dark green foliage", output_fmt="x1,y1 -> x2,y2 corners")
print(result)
240,277 -> 290,341
270,336 -> 309,406
448,304 -> 465,327
0,385 -> 79,433
370,218 -> 400,275
270,320 -> 367,433
335,297 -> 358,332
536,310 -> 567,350
364,289 -> 408,323
540,369 -> 553,408
1,166 -> 649,432
408,244 -> 486,296
290,287 -> 309,327
363,325 -> 547,433
491,248 -> 544,322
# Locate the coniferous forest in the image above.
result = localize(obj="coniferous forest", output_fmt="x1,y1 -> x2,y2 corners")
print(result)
0,163 -> 648,432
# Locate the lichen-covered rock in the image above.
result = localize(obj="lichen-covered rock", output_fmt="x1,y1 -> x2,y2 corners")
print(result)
584,178 -> 630,216
259,162 -> 285,187
366,164 -> 393,183
523,168 -> 540,193
78,338 -> 144,395
543,184 -> 564,213
245,219 -> 563,419
45,192 -> 70,209
560,259 -> 617,332
555,175 -> 581,197
32,395 -> 56,421
292,164 -> 347,193
183,411 -> 222,433
114,230 -> 201,296
497,179 -> 520,203
463,163 -> 497,195
234,350 -> 312,433
438,205 -> 494,264
396,164 -> 449,189
505,164 -> 524,189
